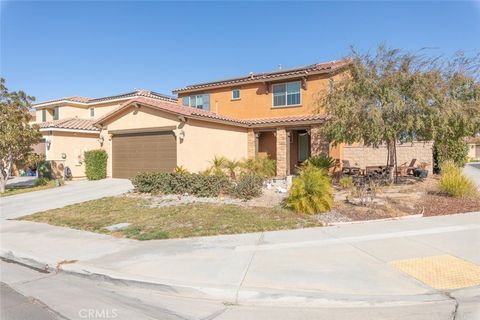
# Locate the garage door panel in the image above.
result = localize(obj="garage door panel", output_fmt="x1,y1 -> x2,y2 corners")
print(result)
112,131 -> 177,178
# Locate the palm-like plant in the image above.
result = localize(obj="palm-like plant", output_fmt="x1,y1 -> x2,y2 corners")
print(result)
224,159 -> 240,180
174,165 -> 189,175
305,154 -> 336,172
210,155 -> 227,176
241,157 -> 276,178
285,165 -> 333,214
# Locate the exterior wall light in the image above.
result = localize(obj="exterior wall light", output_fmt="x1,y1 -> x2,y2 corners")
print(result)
46,139 -> 52,150
178,129 -> 185,140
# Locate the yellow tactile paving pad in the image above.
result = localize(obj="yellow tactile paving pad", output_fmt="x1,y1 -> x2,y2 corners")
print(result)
390,255 -> 480,290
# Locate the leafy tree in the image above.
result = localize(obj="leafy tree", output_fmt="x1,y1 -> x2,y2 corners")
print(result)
0,78 -> 41,192
319,44 -> 480,181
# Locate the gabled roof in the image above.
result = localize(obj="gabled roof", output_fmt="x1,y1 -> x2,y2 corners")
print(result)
34,90 -> 177,107
39,118 -> 99,132
172,60 -> 348,94
94,97 -> 327,128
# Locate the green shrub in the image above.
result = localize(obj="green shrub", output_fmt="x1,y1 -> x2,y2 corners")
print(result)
84,149 -> 108,180
439,160 -> 477,198
37,161 -> 52,179
34,177 -> 50,186
339,176 -> 353,189
285,166 -> 333,214
229,174 -> 264,200
131,172 -> 232,197
434,139 -> 468,172
305,154 -> 336,171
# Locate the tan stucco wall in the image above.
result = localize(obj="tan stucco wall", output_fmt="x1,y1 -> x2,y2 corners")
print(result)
43,131 -> 101,178
177,72 -> 344,119
343,141 -> 434,169
101,105 -> 249,176
35,101 -> 124,123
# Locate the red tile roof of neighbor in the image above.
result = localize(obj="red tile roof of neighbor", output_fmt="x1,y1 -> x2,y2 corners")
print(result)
39,118 -> 99,131
172,60 -> 348,93
95,97 -> 327,128
34,90 -> 177,106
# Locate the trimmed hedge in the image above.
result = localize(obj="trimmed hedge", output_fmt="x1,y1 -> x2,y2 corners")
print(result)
84,149 -> 108,180
131,172 -> 264,200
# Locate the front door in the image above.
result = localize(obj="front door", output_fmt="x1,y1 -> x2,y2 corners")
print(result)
298,132 -> 309,163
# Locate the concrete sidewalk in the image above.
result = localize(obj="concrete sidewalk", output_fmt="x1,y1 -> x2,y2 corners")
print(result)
1,212 -> 479,308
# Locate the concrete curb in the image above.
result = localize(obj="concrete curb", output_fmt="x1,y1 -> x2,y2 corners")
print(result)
1,249 -> 455,308
328,214 -> 423,226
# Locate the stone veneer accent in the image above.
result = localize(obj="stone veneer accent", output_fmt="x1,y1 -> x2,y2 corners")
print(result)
310,124 -> 329,156
276,127 -> 288,176
247,129 -> 256,159
343,141 -> 434,169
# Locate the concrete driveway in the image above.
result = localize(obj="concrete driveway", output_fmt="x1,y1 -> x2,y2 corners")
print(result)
0,179 -> 132,219
464,162 -> 480,189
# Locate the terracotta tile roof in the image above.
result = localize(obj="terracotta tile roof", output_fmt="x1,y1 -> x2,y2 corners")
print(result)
248,114 -> 328,125
95,97 -> 327,128
34,90 -> 176,106
89,89 -> 176,103
173,60 -> 348,93
39,118 -> 99,131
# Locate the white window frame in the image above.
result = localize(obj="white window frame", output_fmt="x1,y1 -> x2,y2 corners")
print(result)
231,88 -> 240,100
41,109 -> 47,122
53,106 -> 59,120
272,81 -> 301,108
89,107 -> 95,117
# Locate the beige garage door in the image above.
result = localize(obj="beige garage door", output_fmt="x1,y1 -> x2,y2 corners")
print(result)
112,131 -> 177,178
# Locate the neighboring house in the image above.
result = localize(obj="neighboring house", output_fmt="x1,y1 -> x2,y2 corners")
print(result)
32,90 -> 177,178
467,136 -> 480,161
33,60 -> 433,179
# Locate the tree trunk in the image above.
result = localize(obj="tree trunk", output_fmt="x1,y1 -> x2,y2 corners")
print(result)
394,140 -> 398,184
386,141 -> 395,182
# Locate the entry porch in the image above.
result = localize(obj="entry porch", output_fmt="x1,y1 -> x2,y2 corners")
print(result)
247,125 -> 330,177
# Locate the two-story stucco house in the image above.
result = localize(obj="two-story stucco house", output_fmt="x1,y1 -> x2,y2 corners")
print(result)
33,60 -> 433,179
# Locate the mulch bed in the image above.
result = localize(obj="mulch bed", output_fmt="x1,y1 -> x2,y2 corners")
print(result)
417,191 -> 480,216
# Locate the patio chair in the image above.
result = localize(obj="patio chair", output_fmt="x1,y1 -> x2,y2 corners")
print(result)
397,159 -> 417,176
342,160 -> 362,176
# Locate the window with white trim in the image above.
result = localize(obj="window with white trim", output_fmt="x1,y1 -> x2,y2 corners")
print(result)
89,107 -> 95,117
42,109 -> 46,122
272,81 -> 301,107
232,89 -> 240,100
53,106 -> 59,120
181,94 -> 210,111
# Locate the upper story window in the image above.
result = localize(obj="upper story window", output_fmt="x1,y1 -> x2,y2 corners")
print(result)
232,89 -> 240,100
182,94 -> 210,111
41,109 -> 47,122
89,107 -> 95,117
272,81 -> 301,107
53,106 -> 59,120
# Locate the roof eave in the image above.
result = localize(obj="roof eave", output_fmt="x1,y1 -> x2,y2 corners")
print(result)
172,65 -> 347,94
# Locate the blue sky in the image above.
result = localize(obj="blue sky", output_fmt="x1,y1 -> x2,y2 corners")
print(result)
1,1 -> 479,102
